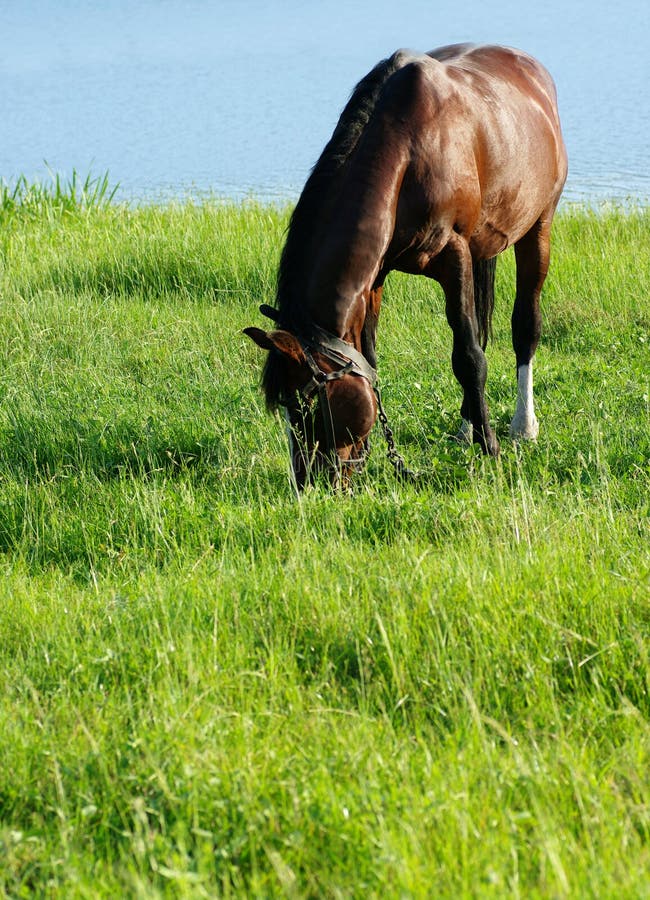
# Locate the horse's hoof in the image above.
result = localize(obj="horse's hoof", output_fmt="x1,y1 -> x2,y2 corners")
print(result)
510,416 -> 539,442
454,419 -> 473,445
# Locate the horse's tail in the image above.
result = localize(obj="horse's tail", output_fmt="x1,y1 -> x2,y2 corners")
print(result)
473,256 -> 497,349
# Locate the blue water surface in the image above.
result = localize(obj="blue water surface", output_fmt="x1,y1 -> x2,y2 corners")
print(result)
2,0 -> 649,204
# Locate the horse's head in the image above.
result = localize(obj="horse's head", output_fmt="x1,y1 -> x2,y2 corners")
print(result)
244,326 -> 377,490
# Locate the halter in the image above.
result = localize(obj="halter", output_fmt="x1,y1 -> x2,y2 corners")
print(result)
259,304 -> 417,483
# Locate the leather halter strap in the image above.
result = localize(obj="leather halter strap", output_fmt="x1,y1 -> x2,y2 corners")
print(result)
301,323 -> 377,387
299,346 -> 355,403
259,304 -> 377,393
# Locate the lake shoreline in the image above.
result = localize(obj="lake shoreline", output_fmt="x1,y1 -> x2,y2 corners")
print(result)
2,170 -> 649,218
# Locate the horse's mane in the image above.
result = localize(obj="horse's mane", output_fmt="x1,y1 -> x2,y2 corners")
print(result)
261,50 -> 410,408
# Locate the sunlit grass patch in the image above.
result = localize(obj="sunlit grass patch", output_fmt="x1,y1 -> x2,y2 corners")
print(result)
0,190 -> 648,896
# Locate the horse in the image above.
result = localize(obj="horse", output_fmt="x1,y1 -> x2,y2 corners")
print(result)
245,44 -> 567,489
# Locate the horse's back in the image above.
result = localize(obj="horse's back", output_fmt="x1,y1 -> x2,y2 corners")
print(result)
383,44 -> 567,259
428,44 -> 562,126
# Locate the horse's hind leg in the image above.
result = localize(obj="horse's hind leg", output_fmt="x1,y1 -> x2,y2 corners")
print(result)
510,215 -> 552,440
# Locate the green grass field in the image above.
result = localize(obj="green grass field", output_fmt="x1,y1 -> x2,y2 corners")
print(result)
0,179 -> 649,897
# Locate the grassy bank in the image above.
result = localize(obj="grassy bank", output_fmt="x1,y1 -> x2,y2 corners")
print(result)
0,185 -> 649,897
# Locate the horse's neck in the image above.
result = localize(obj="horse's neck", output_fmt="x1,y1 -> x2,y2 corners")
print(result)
306,150 -> 405,337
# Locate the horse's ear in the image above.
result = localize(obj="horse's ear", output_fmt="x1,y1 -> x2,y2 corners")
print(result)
243,327 -> 274,350
243,328 -> 305,365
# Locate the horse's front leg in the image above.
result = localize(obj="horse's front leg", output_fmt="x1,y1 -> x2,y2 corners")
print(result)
435,236 -> 499,456
358,283 -> 383,459
361,283 -> 383,369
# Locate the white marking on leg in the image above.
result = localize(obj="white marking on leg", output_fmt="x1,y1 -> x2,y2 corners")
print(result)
510,363 -> 539,440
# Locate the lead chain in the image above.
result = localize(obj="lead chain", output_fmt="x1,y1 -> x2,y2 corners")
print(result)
373,385 -> 419,483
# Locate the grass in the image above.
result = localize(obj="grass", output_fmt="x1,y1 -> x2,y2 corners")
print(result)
1,168 -> 118,220
0,180 -> 648,897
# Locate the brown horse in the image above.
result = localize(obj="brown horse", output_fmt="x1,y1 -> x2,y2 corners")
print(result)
245,44 -> 567,489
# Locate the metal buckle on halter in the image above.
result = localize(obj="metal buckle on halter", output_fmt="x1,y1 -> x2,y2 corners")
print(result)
299,357 -> 355,402
298,341 -> 354,401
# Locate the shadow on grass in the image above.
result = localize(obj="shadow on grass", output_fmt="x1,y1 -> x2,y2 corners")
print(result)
0,414 -> 229,483
24,250 -> 266,305
290,625 -> 462,733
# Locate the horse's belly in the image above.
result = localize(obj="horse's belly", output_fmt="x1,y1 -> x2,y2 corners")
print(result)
469,166 -> 561,257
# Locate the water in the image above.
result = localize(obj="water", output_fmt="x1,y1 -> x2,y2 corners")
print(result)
2,0 -> 649,205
